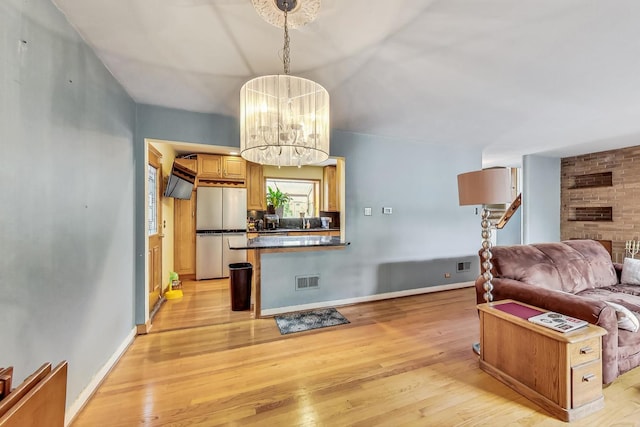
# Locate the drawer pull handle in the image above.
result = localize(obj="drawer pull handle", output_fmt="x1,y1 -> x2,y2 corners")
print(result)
582,374 -> 596,382
579,346 -> 593,355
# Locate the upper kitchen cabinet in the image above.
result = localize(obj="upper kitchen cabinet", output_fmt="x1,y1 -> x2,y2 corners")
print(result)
197,154 -> 222,179
246,162 -> 265,211
197,154 -> 246,183
323,165 -> 339,211
174,157 -> 197,174
222,156 -> 246,181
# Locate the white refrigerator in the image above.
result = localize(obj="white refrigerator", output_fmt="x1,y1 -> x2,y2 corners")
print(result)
195,187 -> 247,279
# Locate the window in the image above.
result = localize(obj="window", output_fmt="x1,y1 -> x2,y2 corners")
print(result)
266,178 -> 319,218
148,164 -> 158,235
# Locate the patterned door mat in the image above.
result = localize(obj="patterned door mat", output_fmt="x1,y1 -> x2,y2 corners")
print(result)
274,308 -> 350,335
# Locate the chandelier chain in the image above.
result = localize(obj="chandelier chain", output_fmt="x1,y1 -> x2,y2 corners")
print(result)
240,0 -> 329,166
283,1 -> 290,75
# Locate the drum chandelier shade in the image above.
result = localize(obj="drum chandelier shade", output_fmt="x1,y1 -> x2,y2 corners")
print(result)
241,0 -> 330,167
240,74 -> 330,167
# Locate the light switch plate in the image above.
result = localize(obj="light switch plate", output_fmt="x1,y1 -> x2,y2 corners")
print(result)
364,207 -> 372,216
382,207 -> 393,215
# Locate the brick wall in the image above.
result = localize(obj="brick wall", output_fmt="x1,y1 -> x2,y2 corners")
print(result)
561,145 -> 640,262
570,206 -> 613,222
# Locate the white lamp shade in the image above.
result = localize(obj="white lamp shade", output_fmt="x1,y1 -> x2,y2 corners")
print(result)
457,168 -> 512,206
240,74 -> 330,167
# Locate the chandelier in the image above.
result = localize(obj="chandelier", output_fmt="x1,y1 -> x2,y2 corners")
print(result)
240,0 -> 330,167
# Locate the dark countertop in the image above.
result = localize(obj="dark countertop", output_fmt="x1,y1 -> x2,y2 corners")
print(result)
248,228 -> 340,234
228,235 -> 350,250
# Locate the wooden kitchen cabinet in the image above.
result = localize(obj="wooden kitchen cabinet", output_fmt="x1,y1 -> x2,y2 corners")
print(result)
197,154 -> 246,181
197,154 -> 222,179
246,162 -> 265,211
174,157 -> 197,174
284,230 -> 340,237
287,231 -> 312,237
323,165 -> 338,211
174,191 -> 196,277
222,156 -> 246,180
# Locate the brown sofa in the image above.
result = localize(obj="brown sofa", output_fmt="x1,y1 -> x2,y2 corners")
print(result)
475,239 -> 640,384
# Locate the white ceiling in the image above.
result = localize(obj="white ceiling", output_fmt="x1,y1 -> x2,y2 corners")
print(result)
52,0 -> 640,166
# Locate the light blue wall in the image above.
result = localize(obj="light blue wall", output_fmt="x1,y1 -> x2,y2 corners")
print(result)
133,104 -> 239,323
523,154 -> 561,243
496,209 -> 522,246
136,103 -> 239,145
1,0 -> 135,411
261,131 -> 482,310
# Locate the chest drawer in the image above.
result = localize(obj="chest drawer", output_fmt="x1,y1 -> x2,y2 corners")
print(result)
572,360 -> 602,408
570,337 -> 600,366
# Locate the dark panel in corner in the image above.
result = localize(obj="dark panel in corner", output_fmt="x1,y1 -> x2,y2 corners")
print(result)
376,255 -> 478,294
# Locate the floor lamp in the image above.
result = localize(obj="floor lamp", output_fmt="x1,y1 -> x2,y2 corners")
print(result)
457,168 -> 512,355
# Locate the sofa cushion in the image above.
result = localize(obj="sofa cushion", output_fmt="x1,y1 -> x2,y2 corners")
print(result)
563,240 -> 619,288
605,301 -> 640,332
491,240 -> 617,294
577,287 -> 640,333
621,257 -> 640,285
579,284 -> 640,299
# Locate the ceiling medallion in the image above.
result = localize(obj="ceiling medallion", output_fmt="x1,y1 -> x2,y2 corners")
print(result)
251,0 -> 320,29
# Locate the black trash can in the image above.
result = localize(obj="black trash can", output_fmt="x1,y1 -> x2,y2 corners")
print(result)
229,262 -> 252,311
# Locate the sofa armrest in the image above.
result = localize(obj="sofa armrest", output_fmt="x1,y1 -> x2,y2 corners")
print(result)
487,278 -> 605,323
596,305 -> 620,384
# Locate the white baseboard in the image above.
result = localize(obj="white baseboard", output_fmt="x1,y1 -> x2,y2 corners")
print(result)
260,281 -> 474,317
65,327 -> 137,426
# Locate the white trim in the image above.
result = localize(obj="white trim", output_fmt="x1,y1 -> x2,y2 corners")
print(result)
260,281 -> 474,317
142,139 -> 151,325
64,328 -> 137,426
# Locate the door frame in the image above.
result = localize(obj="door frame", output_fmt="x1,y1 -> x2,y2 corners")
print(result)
137,139 -> 168,335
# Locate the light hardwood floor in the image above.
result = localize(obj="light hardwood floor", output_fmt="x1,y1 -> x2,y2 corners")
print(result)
149,279 -> 253,333
71,282 -> 640,426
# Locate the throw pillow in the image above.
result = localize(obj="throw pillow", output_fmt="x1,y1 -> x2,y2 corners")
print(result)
621,257 -> 640,285
605,301 -> 640,332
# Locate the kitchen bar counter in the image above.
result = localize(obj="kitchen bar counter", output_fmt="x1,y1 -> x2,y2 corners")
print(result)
248,227 -> 341,234
229,235 -> 348,250
227,234 -> 350,319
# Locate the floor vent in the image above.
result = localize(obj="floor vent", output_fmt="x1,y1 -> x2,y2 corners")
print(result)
457,262 -> 471,272
296,275 -> 320,291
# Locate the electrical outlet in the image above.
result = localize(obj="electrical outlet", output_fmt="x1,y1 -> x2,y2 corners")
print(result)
444,273 -> 451,278
364,207 -> 372,216
382,207 -> 392,215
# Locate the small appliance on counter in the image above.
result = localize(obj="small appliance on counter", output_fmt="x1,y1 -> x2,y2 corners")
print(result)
319,210 -> 340,228
321,217 -> 331,229
264,214 -> 279,230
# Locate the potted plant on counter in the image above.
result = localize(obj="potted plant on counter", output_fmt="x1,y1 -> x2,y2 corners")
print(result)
266,186 -> 291,217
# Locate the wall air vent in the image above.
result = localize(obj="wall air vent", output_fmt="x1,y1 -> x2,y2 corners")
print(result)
296,275 -> 320,291
457,262 -> 471,272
